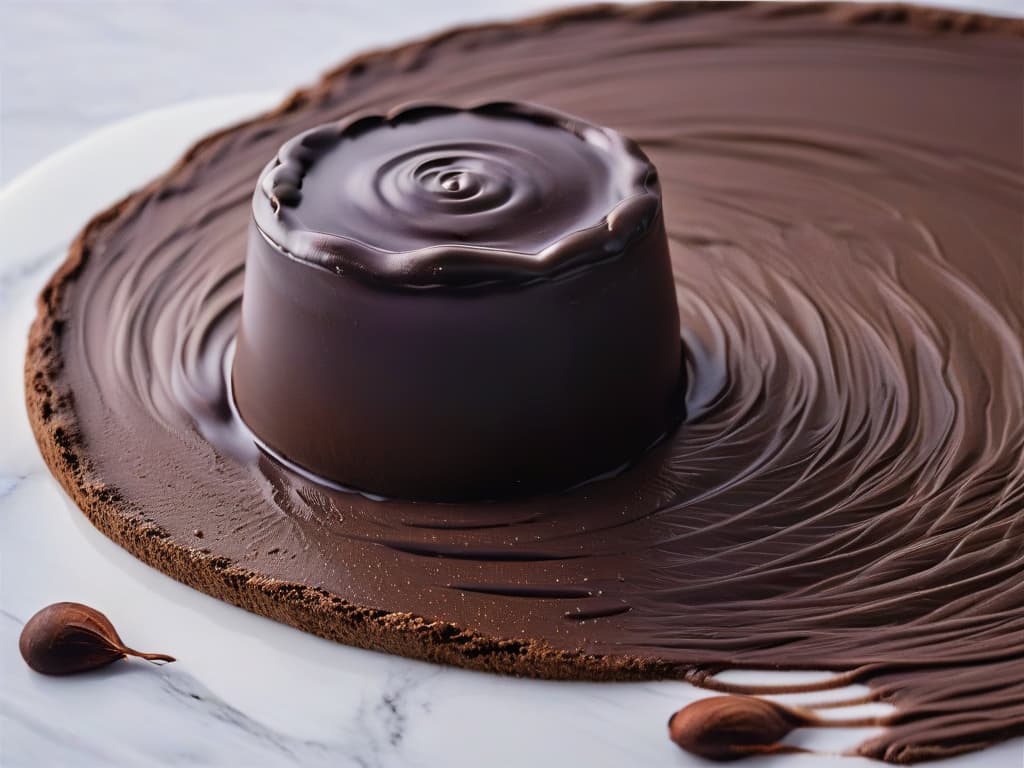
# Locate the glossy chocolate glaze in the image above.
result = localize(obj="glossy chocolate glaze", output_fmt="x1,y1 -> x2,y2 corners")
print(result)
35,3 -> 1024,762
233,103 -> 684,500
253,103 -> 662,282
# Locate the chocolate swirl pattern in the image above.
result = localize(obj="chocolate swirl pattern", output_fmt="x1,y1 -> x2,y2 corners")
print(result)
379,143 -> 526,221
27,3 -> 1024,763
255,103 -> 660,285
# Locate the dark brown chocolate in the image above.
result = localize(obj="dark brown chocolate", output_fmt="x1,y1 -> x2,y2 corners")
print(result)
25,3 -> 1024,763
233,103 -> 683,500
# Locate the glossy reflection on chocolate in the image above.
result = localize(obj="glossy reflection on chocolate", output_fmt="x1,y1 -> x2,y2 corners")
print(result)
232,103 -> 684,501
27,3 -> 1024,763
256,103 -> 657,265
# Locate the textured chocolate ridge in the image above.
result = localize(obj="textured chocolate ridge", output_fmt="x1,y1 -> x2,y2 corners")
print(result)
256,101 -> 660,288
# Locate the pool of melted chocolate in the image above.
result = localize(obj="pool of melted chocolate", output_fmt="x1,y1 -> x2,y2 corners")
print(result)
31,3 -> 1024,763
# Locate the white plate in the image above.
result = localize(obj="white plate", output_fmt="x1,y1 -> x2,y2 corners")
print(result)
1,93 -> 1020,768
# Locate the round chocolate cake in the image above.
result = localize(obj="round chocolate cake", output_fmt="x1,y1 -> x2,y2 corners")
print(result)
26,3 -> 1024,763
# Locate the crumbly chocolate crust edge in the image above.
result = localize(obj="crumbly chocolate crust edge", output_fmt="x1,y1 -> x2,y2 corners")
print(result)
23,2 -> 1024,683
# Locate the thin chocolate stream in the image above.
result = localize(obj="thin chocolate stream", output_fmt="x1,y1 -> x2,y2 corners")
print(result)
27,2 -> 1024,763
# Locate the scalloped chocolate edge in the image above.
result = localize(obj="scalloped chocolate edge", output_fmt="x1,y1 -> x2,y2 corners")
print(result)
22,0 -> 1024,741
255,100 -> 661,289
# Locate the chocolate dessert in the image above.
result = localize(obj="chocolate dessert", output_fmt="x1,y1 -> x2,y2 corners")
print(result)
25,3 -> 1024,763
234,103 -> 684,501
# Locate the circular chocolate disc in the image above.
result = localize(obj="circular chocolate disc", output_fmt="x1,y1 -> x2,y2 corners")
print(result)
26,4 -> 1024,761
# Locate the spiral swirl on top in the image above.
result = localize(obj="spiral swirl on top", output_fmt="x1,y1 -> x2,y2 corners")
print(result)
374,144 -> 534,232
255,103 -> 660,286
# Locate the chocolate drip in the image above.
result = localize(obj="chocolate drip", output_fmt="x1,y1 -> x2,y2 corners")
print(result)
28,3 -> 1024,762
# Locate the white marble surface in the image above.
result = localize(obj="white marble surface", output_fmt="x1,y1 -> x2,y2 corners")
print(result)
1,3 -> 1023,767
